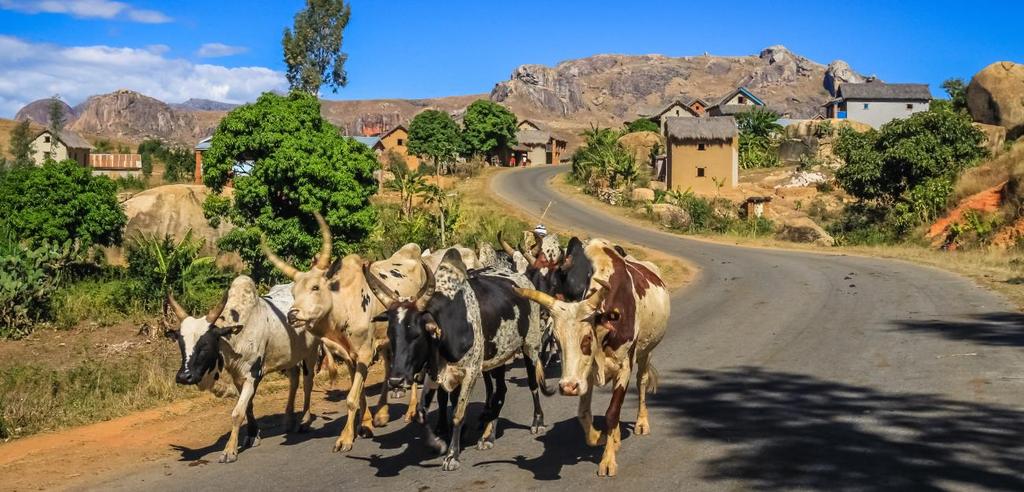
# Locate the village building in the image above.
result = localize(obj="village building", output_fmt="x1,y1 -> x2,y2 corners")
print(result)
663,116 -> 738,195
29,128 -> 91,166
706,87 -> 767,116
511,120 -> 566,166
637,99 -> 702,134
89,153 -> 143,178
822,82 -> 932,128
194,136 -> 211,184
349,125 -> 420,170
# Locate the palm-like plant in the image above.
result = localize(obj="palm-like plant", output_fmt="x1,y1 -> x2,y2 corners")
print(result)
384,154 -> 429,218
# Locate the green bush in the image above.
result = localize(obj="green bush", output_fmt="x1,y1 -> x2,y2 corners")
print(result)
123,232 -> 231,312
737,108 -> 783,169
572,126 -> 636,187
624,119 -> 660,134
0,160 -> 127,249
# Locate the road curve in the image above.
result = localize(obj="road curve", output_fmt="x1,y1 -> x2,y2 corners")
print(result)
101,166 -> 1024,491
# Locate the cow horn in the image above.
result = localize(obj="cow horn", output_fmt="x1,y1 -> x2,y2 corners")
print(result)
313,211 -> 332,270
415,261 -> 436,310
585,279 -> 611,310
260,236 -> 299,280
165,291 -> 188,321
498,231 -> 517,257
206,289 -> 230,324
362,261 -> 398,306
514,288 -> 556,309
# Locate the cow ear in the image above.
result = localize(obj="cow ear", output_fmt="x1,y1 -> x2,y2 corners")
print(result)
325,255 -> 344,278
211,326 -> 234,337
163,328 -> 180,341
422,313 -> 442,339
372,313 -> 388,323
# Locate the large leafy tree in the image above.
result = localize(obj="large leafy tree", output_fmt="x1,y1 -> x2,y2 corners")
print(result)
202,92 -> 378,279
7,120 -> 34,168
282,0 -> 351,94
0,160 -> 126,248
940,78 -> 968,114
407,109 -> 461,174
461,100 -> 517,160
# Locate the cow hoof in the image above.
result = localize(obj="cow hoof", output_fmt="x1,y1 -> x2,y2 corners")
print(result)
441,456 -> 461,471
357,426 -> 374,439
373,413 -> 390,428
476,439 -> 494,451
598,460 -> 618,477
427,436 -> 448,455
530,424 -> 547,435
635,421 -> 650,436
218,452 -> 237,464
333,440 -> 353,453
404,412 -> 415,423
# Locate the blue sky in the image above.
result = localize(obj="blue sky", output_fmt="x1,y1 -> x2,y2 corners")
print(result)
1,0 -> 1022,117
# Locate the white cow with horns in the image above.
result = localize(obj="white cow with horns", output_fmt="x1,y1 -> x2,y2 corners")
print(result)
164,277 -> 323,463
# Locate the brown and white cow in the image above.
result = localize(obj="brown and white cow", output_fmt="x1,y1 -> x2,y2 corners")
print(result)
515,238 -> 670,477
261,212 -> 429,452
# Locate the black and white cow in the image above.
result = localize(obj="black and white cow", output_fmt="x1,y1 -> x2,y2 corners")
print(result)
363,249 -> 553,471
164,277 -> 322,463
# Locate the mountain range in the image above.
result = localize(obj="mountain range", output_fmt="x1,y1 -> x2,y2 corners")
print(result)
12,45 -> 867,149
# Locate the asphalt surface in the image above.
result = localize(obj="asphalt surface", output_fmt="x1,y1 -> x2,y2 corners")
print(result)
99,166 -> 1024,491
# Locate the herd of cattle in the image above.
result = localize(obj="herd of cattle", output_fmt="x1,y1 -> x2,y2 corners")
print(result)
162,213 -> 671,477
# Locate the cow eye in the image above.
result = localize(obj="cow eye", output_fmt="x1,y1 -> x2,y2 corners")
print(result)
312,285 -> 320,291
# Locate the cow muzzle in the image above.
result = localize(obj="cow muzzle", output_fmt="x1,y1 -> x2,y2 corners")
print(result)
176,371 -> 199,385
559,380 -> 580,396
286,309 -> 306,328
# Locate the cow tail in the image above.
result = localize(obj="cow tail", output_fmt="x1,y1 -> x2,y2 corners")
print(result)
319,343 -> 339,383
645,363 -> 659,395
534,359 -> 557,396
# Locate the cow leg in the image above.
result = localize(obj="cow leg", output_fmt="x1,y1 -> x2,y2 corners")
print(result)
477,366 -> 507,450
598,367 -> 631,477
296,355 -> 317,432
283,366 -> 299,431
478,370 -> 494,430
334,360 -> 370,453
221,377 -> 257,463
244,387 -> 262,449
521,353 -> 546,434
372,345 -> 391,427
634,351 -> 653,436
578,371 -> 603,447
403,381 -> 419,423
423,385 -> 449,455
441,378 -> 474,472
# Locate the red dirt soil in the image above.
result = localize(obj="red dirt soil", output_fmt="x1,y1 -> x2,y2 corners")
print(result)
927,182 -> 1006,246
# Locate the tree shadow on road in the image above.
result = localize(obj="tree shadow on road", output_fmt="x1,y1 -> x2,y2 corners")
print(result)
650,367 -> 1024,491
893,312 -> 1024,347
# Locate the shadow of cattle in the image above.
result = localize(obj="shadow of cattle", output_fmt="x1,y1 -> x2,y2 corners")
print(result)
893,312 -> 1024,347
649,367 -> 1024,491
171,410 -> 338,462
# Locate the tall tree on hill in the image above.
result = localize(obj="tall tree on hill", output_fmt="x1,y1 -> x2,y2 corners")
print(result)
940,78 -> 968,114
282,0 -> 351,94
407,110 -> 461,175
48,95 -> 65,153
461,100 -> 518,162
8,120 -> 34,168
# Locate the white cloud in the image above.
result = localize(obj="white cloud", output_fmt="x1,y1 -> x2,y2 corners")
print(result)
0,36 -> 288,117
197,43 -> 248,58
0,0 -> 171,23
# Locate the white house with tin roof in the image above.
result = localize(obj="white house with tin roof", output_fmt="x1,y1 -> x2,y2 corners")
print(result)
823,82 -> 932,128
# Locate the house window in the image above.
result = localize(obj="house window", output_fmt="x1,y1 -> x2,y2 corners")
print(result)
738,96 -> 746,104
906,103 -> 914,110
43,152 -> 51,160
697,167 -> 706,177
697,143 -> 706,151
44,135 -> 51,143
863,103 -> 870,110
397,138 -> 404,146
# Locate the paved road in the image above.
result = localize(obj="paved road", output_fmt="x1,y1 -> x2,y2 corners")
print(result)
101,166 -> 1024,491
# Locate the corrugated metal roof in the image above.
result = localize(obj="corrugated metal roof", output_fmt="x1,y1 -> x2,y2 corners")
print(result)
195,136 -> 212,151
665,116 -> 738,141
351,136 -> 381,148
838,82 -> 932,101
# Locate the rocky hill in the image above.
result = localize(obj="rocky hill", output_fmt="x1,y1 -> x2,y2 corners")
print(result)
14,98 -> 78,127
11,46 -> 867,148
69,90 -> 212,144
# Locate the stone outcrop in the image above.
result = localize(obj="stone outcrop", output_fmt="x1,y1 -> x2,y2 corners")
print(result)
631,187 -> 655,202
650,203 -> 691,228
967,61 -> 1024,139
14,98 -> 78,127
823,60 -> 867,96
70,90 -> 202,143
618,131 -> 664,165
776,216 -> 834,246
